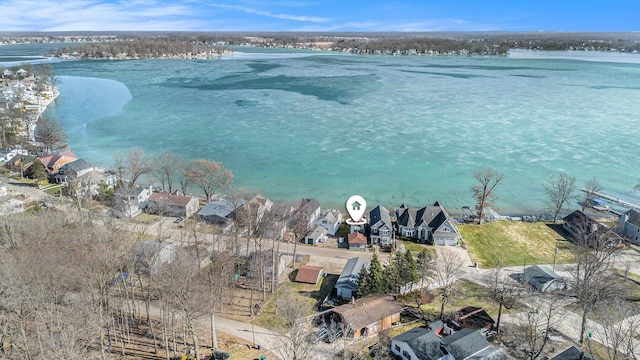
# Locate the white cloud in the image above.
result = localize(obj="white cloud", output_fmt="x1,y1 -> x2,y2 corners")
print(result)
207,3 -> 330,23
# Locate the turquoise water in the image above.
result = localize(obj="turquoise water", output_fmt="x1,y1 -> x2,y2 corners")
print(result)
3,45 -> 640,214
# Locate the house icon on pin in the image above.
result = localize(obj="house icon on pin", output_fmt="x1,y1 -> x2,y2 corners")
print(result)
351,201 -> 361,211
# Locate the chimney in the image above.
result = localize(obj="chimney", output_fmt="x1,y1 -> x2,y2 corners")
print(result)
351,296 -> 355,305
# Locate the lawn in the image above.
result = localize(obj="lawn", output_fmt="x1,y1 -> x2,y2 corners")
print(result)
458,221 -> 575,268
411,280 -> 527,319
254,271 -> 338,331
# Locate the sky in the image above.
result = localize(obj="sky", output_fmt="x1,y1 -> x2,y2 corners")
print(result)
0,0 -> 638,32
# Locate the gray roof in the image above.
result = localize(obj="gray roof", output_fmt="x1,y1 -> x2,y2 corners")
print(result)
396,202 -> 448,230
625,209 -> 640,227
60,158 -> 91,172
335,257 -> 369,291
551,346 -> 593,360
393,327 -> 445,360
116,185 -> 149,197
299,198 -> 320,214
198,199 -> 246,217
524,265 -> 559,288
441,329 -> 490,360
370,205 -> 392,230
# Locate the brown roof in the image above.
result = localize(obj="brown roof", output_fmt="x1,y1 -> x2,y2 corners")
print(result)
294,265 -> 324,284
332,294 -> 403,331
348,232 -> 367,245
148,192 -> 195,207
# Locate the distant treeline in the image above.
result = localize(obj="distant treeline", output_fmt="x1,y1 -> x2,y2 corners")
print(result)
4,31 -> 640,57
53,38 -> 230,59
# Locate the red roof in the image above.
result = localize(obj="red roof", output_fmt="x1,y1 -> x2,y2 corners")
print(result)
294,265 -> 324,284
348,232 -> 367,245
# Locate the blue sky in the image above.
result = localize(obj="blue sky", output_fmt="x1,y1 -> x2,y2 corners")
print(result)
1,0 -> 638,32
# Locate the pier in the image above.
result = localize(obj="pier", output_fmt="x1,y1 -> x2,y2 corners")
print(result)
581,189 -> 640,213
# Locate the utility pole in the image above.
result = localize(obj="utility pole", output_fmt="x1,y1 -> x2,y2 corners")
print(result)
553,245 -> 559,272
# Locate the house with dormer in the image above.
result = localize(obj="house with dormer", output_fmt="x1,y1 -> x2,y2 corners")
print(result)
369,205 -> 394,248
314,209 -> 342,236
297,198 -> 322,228
335,257 -> 369,299
619,209 -> 640,245
395,202 -> 461,246
38,151 -> 77,178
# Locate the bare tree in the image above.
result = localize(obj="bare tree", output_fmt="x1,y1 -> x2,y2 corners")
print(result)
152,151 -> 183,193
273,290 -> 317,360
582,177 -> 603,211
543,172 -> 577,222
432,251 -> 464,320
571,222 -> 622,344
113,147 -> 152,187
471,167 -> 504,224
34,116 -> 67,153
510,294 -> 564,360
592,298 -> 640,360
485,266 -> 522,332
184,159 -> 232,202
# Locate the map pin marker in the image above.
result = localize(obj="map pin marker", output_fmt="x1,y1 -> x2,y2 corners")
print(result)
346,195 -> 366,222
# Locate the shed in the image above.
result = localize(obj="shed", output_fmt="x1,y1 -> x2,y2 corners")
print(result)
295,265 -> 324,285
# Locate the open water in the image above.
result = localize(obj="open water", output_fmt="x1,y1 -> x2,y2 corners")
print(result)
2,44 -> 640,214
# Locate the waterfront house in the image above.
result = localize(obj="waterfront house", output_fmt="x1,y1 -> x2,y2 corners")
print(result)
562,210 -> 623,248
618,209 -> 640,245
395,202 -> 461,246
524,265 -> 565,293
369,205 -> 394,248
295,265 -> 325,285
0,146 -> 28,163
262,203 -> 294,240
146,192 -> 199,218
4,154 -> 37,176
314,209 -> 342,236
348,231 -> 367,251
296,198 -> 322,229
198,199 -> 246,223
38,151 -> 77,178
334,257 -> 369,299
330,294 -> 402,338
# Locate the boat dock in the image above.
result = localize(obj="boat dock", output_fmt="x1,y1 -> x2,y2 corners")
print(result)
581,189 -> 640,214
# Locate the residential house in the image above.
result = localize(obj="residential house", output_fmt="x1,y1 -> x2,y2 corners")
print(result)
295,265 -> 324,285
551,346 -> 593,360
114,185 -> 152,217
619,209 -> 640,245
0,146 -> 28,163
440,328 -> 507,360
128,240 -> 176,275
524,265 -> 565,293
304,225 -> 328,245
369,205 -> 393,247
330,294 -> 402,338
4,154 -> 37,176
146,192 -> 199,218
263,204 -> 294,240
563,210 -> 623,248
314,209 -> 342,236
391,327 -> 445,360
396,202 -> 461,246
54,158 -> 102,183
244,251 -> 287,280
334,257 -> 369,299
296,198 -> 322,229
38,151 -> 77,178
348,231 -> 367,251
198,199 -> 246,223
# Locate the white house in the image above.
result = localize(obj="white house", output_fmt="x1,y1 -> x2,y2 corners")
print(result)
115,185 -> 153,218
314,209 -> 342,236
304,224 -> 328,245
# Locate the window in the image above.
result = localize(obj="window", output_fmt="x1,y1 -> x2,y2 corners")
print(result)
402,350 -> 412,359
381,229 -> 389,235
395,344 -> 400,352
